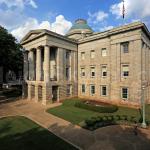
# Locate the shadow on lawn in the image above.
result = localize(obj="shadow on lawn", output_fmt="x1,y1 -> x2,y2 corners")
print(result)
0,123 -> 78,150
48,122 -> 150,150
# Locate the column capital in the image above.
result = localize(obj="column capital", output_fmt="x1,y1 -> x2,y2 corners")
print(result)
45,45 -> 51,48
36,45 -> 43,50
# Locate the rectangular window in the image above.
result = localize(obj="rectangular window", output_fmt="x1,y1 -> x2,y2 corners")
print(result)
81,84 -> 85,94
66,67 -> 70,80
66,51 -> 70,60
122,42 -> 129,53
101,48 -> 107,57
91,50 -> 95,59
66,85 -> 72,96
81,68 -> 85,77
122,65 -> 129,77
121,87 -> 128,99
101,65 -> 107,77
81,52 -> 85,60
101,85 -> 107,96
91,67 -> 95,77
90,85 -> 95,95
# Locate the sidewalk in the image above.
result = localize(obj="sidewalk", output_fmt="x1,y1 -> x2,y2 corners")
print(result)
0,99 -> 150,150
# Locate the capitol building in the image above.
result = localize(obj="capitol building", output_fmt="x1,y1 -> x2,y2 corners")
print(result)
21,19 -> 150,107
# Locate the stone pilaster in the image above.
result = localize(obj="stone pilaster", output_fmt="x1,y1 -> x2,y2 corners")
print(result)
44,45 -> 50,82
36,47 -> 42,81
42,84 -> 52,105
35,85 -> 39,102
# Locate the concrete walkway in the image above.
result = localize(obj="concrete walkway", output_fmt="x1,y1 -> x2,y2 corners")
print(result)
0,99 -> 150,150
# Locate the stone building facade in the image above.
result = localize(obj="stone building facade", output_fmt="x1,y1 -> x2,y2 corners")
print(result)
21,19 -> 150,106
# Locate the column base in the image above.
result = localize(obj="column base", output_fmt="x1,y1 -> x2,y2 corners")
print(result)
141,122 -> 147,128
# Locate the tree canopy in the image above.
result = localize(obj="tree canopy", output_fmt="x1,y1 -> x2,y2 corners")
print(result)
0,26 -> 23,81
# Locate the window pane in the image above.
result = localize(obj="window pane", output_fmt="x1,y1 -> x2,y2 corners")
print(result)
91,50 -> 95,58
122,88 -> 128,99
66,67 -> 70,80
82,84 -> 85,93
122,65 -> 129,77
102,48 -> 107,56
101,86 -> 107,96
91,85 -> 95,94
102,65 -> 107,77
81,68 -> 85,76
66,85 -> 72,96
123,65 -> 129,71
81,52 -> 85,60
91,67 -> 95,77
122,42 -> 129,53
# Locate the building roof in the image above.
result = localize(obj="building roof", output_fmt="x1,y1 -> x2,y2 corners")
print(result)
21,21 -> 150,45
78,21 -> 150,44
66,19 -> 93,36
21,29 -> 77,45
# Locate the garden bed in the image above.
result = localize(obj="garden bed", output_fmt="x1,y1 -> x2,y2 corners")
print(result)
47,98 -> 150,131
75,100 -> 118,113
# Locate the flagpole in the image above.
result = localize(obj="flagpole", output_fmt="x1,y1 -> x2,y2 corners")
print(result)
122,0 -> 125,25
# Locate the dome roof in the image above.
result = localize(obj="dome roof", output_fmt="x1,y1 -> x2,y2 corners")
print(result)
66,19 -> 93,36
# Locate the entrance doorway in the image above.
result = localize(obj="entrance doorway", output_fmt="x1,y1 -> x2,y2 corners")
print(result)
52,86 -> 58,102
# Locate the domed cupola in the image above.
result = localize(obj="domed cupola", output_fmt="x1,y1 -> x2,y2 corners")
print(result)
66,19 -> 93,40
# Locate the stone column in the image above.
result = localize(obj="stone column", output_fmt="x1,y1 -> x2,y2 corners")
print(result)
22,50 -> 28,99
24,50 -> 29,81
36,47 -> 42,81
44,45 -> 50,82
28,50 -> 34,80
56,48 -> 60,81
28,83 -> 32,100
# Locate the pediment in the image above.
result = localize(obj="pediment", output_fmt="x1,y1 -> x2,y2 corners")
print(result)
21,29 -> 45,43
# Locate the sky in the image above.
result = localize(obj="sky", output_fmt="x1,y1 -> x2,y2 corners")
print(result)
0,0 -> 150,41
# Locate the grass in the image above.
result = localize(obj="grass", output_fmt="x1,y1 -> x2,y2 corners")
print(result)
47,98 -> 150,126
0,116 -> 78,150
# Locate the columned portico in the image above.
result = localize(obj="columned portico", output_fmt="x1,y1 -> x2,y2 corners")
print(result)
21,28 -> 78,105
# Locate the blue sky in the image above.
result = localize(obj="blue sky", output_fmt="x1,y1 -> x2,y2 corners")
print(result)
0,0 -> 150,40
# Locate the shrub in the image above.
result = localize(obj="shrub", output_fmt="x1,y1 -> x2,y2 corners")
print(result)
75,101 -> 118,113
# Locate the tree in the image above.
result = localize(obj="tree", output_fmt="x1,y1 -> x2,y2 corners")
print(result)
0,26 -> 23,82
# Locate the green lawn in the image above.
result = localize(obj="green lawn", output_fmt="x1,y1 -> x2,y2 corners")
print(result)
47,98 -> 150,126
0,116 -> 78,150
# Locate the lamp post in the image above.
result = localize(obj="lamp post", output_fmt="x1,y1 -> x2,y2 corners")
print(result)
141,84 -> 147,128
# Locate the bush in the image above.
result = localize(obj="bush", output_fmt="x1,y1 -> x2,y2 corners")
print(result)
75,101 -> 118,113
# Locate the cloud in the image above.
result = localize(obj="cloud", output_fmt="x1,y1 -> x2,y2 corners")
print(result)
100,26 -> 114,32
51,15 -> 72,35
0,0 -> 37,29
0,9 -> 26,29
88,11 -> 108,24
27,0 -> 37,8
11,15 -> 72,40
110,0 -> 150,19
0,0 -> 37,9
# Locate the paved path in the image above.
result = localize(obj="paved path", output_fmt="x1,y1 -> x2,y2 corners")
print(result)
0,99 -> 150,150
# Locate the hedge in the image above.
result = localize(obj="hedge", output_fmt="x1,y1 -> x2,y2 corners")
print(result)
75,101 -> 118,113
81,115 -> 141,131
